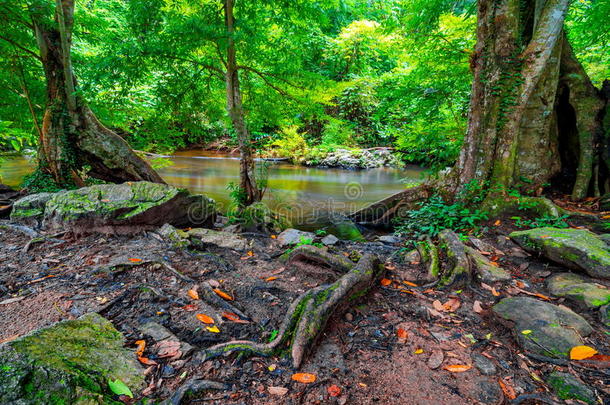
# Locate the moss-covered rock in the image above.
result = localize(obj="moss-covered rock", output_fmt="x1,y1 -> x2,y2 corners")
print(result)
546,372 -> 597,404
510,227 -> 610,279
492,297 -> 593,358
158,223 -> 190,249
600,304 -> 610,328
0,313 -> 144,404
42,182 -> 216,234
239,202 -> 290,233
188,228 -> 248,250
546,273 -> 610,308
10,192 -> 60,226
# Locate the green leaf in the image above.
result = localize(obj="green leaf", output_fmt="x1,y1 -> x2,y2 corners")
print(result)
108,378 -> 133,398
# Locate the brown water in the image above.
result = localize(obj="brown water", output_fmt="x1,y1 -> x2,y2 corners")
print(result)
0,150 -> 424,226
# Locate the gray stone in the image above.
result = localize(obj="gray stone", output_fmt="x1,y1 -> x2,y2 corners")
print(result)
600,304 -> 610,328
546,372 -> 597,404
510,227 -> 610,279
466,246 -> 512,283
277,228 -> 315,246
139,322 -> 193,357
472,353 -> 496,375
158,223 -> 190,249
10,192 -> 59,225
492,297 -> 593,358
188,228 -> 248,250
0,313 -> 144,404
378,235 -> 401,244
546,273 -> 610,308
321,234 -> 339,246
43,182 -> 216,234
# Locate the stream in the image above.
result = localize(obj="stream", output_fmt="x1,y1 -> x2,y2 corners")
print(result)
1,150 -> 425,228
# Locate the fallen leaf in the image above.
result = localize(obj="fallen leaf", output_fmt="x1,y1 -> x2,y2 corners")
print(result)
206,325 -> 220,333
443,364 -> 471,372
128,258 -> 142,263
443,298 -> 461,312
493,220 -> 501,226
403,281 -> 418,287
108,378 -> 133,398
473,301 -> 484,313
414,349 -> 424,354
221,312 -> 250,324
135,340 -> 146,357
491,287 -> 500,297
433,300 -> 445,312
270,235 -> 277,239
327,385 -> 341,397
265,276 -> 278,282
196,314 -> 215,324
291,373 -> 316,383
380,278 -> 392,286
427,350 -> 444,369
157,340 -> 182,358
182,304 -> 198,311
187,289 -> 199,300
138,356 -> 157,366
570,345 -> 598,360
213,288 -> 233,301
396,328 -> 408,339
521,330 -> 532,335
247,250 -> 254,256
268,386 -> 288,396
498,379 -> 516,399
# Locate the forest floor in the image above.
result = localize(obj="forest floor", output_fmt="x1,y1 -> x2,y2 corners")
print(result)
0,214 -> 609,405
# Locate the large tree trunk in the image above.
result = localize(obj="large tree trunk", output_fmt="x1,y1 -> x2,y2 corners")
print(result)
224,0 -> 261,206
32,0 -> 163,187
351,0 -> 608,226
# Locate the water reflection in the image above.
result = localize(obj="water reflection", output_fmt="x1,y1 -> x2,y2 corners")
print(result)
0,150 -> 424,226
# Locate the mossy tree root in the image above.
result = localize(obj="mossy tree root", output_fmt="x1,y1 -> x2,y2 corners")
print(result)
416,238 -> 440,282
201,254 -> 383,368
282,245 -> 354,273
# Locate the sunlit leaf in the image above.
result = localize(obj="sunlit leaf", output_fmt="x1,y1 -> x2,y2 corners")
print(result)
291,373 -> 316,383
443,364 -> 471,372
108,378 -> 133,398
187,289 -> 199,300
206,325 -> 220,333
570,345 -> 598,360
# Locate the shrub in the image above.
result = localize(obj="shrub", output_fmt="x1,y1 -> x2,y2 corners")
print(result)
268,126 -> 309,163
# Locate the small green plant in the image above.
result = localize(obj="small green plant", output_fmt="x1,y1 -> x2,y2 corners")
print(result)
512,214 -> 570,229
315,229 -> 327,237
284,235 -> 323,254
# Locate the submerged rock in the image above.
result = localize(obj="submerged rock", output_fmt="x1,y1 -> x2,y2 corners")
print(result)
0,313 -> 144,404
492,297 -> 593,358
510,227 -> 610,279
546,273 -> 610,308
546,372 -> 597,404
42,182 -> 216,234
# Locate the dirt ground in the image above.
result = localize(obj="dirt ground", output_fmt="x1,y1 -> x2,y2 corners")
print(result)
0,215 -> 609,405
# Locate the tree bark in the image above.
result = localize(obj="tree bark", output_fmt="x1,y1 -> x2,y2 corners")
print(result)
32,0 -> 163,187
224,0 -> 261,206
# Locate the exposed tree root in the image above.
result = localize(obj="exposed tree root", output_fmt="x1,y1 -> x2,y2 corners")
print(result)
197,282 -> 251,321
416,238 -> 440,282
282,245 -> 354,273
199,254 -> 383,368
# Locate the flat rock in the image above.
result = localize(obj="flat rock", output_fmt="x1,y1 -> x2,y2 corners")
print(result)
188,228 -> 248,250
472,353 -> 496,375
277,228 -> 315,246
378,235 -> 401,244
546,273 -> 610,308
546,371 -> 597,404
492,297 -> 593,358
0,313 -> 144,404
321,234 -> 339,246
42,182 -> 216,234
10,192 -> 59,226
510,227 -> 610,279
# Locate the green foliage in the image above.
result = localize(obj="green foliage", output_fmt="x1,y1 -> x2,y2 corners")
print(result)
512,214 -> 570,229
284,236 -> 323,255
22,170 -> 67,193
268,126 -> 309,163
0,121 -> 36,153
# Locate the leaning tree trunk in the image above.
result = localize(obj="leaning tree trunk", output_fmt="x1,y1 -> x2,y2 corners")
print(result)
351,0 -> 608,226
224,0 -> 261,207
32,0 -> 164,187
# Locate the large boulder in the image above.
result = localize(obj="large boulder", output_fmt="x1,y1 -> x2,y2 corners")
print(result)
492,297 -> 593,358
546,372 -> 597,405
10,192 -> 59,226
546,273 -> 610,308
34,182 -> 216,234
510,227 -> 610,279
0,313 -> 144,404
277,228 -> 315,247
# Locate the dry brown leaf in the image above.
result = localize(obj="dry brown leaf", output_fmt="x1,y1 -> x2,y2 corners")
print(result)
473,300 -> 484,313
156,340 -> 181,359
443,298 -> 461,312
196,313 -> 215,324
443,364 -> 472,372
291,373 -> 316,383
498,379 -> 516,399
433,300 -> 445,312
268,386 -> 288,396
213,288 -> 233,301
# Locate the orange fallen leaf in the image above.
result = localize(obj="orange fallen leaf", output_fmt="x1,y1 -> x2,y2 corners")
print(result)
196,313 -> 215,324
515,281 -> 525,288
214,288 -> 233,301
498,379 -> 516,399
589,354 -> 610,362
270,235 -> 277,239
265,276 -> 278,282
489,261 -> 499,267
491,287 -> 500,297
327,385 -> 341,397
291,373 -> 316,383
187,289 -> 200,300
570,345 -> 598,360
602,215 -> 610,219
380,278 -> 392,286
135,340 -> 146,357
182,304 -> 198,311
247,251 -> 254,256
443,364 -> 472,372
493,220 -> 501,226
222,312 -> 250,324
138,356 -> 157,366
396,328 -> 408,339
403,281 -> 418,287
128,258 -> 142,263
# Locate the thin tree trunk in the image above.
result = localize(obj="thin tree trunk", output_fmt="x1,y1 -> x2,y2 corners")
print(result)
31,0 -> 164,187
224,0 -> 261,206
